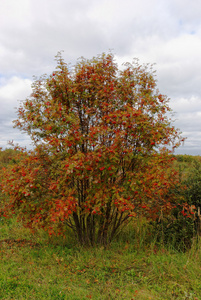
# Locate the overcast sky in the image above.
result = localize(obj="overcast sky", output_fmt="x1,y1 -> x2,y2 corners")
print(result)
1,0 -> 201,155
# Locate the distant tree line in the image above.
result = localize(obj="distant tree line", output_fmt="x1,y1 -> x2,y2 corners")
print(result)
0,148 -> 19,166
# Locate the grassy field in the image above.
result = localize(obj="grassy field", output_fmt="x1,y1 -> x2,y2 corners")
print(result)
1,153 -> 201,299
1,217 -> 201,300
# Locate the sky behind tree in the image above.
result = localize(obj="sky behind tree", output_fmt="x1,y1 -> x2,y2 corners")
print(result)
1,0 -> 201,154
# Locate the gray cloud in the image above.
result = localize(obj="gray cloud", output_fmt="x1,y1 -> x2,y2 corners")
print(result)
0,77 -> 32,148
0,0 -> 201,154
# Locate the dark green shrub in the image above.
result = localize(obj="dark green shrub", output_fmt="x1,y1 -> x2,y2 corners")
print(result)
184,160 -> 201,207
150,159 -> 201,251
0,148 -> 19,167
175,154 -> 194,163
149,209 -> 195,251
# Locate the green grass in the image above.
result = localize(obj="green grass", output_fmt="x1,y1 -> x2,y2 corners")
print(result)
1,217 -> 201,299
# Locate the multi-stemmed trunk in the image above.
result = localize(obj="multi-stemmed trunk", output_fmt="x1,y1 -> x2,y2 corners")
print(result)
67,207 -> 130,247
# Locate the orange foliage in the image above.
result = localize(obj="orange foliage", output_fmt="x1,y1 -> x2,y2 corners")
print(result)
0,52 -> 184,245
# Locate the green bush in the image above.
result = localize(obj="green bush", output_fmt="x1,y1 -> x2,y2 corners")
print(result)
175,154 -> 194,163
184,160 -> 201,207
149,210 -> 195,251
0,148 -> 18,167
149,159 -> 201,251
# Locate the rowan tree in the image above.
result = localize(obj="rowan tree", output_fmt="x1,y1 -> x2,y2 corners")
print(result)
0,52 -> 185,246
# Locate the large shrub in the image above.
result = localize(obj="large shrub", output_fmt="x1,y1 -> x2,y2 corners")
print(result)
0,52 -> 184,246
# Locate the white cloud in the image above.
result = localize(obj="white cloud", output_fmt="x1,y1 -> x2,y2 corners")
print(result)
170,96 -> 201,114
0,0 -> 201,154
0,77 -> 32,148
